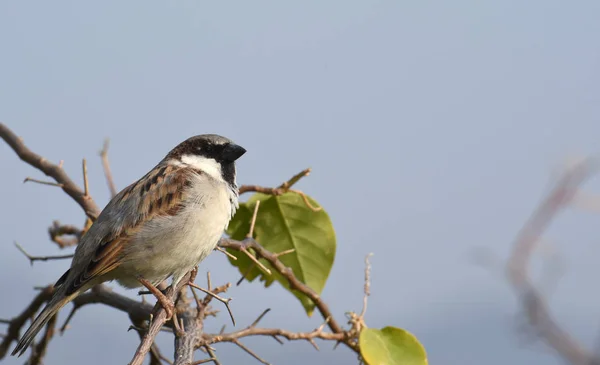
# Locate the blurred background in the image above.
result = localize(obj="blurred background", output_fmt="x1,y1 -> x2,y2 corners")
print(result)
1,1 -> 600,364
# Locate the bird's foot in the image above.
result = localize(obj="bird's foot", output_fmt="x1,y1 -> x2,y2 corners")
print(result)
137,277 -> 182,333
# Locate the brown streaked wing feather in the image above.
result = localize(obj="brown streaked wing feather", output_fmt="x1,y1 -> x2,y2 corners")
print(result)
65,165 -> 194,295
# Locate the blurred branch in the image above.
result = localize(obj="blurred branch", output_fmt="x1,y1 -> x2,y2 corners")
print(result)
506,157 -> 599,365
48,221 -> 83,248
0,285 -> 54,359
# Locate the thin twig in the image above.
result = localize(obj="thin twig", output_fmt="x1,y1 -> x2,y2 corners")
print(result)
250,309 -> 271,328
360,253 -> 373,319
278,168 -> 311,189
191,358 -> 218,365
238,168 -> 311,195
232,339 -> 271,365
99,138 -> 118,197
0,123 -> 100,220
23,178 -> 64,187
236,201 -> 272,277
203,322 -> 343,349
82,158 -> 89,197
247,201 -> 261,239
203,346 -> 220,365
214,246 -> 237,260
188,283 -> 235,326
14,242 -> 74,266
219,237 -> 351,350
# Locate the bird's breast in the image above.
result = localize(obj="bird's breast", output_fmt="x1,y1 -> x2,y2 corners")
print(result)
118,176 -> 237,286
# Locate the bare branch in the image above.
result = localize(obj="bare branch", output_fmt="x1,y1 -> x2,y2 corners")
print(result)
213,246 -> 237,261
99,138 -> 118,197
173,305 -> 202,365
202,320 -> 344,348
82,158 -> 90,198
48,221 -> 82,248
191,358 -> 218,365
201,346 -> 220,365
218,238 -> 352,351
247,200 -> 261,239
188,283 -> 234,326
232,339 -> 271,365
0,123 -> 101,220
360,253 -> 373,319
129,271 -> 193,365
14,242 -> 74,266
2,125 -> 366,363
0,285 -> 54,359
238,168 -> 311,195
23,177 -> 63,187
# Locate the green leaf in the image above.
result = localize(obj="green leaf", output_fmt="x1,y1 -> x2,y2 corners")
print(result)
359,327 -> 427,365
226,192 -> 336,316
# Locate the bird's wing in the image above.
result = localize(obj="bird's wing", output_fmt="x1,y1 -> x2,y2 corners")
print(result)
64,164 -> 195,295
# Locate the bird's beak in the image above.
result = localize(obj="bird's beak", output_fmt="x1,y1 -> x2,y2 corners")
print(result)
223,143 -> 246,162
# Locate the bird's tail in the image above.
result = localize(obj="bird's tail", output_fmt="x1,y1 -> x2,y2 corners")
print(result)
11,290 -> 77,357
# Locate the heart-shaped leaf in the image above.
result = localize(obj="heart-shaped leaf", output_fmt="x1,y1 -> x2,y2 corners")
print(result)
359,326 -> 427,365
226,192 -> 336,315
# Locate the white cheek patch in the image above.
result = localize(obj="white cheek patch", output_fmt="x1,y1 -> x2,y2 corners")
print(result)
180,155 -> 223,182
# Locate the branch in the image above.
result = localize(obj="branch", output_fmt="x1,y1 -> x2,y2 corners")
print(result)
199,309 -> 343,365
60,284 -> 158,334
174,291 -> 204,365
48,221 -> 83,248
99,138 -> 118,197
238,168 -> 311,195
204,325 -> 343,345
0,123 -> 100,220
129,271 -> 193,365
507,157 -> 599,365
14,242 -> 73,265
2,125 -> 365,363
128,322 -> 172,365
0,285 -> 54,359
218,238 -> 350,347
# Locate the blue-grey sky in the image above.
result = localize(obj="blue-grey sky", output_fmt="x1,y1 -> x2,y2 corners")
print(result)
1,1 -> 600,364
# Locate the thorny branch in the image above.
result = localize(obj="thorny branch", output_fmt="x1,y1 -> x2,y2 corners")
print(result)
238,168 -> 322,212
1,123 -> 366,365
219,238 -> 349,343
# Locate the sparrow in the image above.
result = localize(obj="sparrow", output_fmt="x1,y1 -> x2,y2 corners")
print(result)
12,134 -> 246,356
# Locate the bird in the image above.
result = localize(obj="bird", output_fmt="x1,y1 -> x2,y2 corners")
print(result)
12,134 -> 246,357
